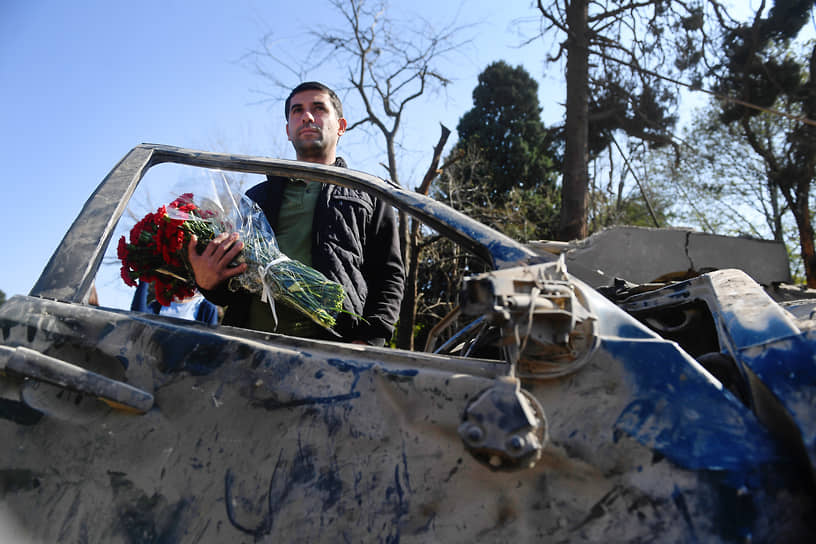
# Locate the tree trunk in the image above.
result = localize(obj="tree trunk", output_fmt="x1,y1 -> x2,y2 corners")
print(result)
786,45 -> 816,286
558,0 -> 590,242
398,218 -> 419,350
382,134 -> 415,345
397,211 -> 411,302
794,205 -> 816,288
802,48 -> 816,286
769,182 -> 783,242
396,125 -> 451,350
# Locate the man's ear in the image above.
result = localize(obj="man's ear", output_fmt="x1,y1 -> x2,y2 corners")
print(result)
285,123 -> 293,141
337,117 -> 347,136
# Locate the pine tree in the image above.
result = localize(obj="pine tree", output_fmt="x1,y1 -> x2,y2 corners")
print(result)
454,61 -> 557,209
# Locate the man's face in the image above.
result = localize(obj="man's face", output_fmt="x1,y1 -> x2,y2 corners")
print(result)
285,89 -> 347,163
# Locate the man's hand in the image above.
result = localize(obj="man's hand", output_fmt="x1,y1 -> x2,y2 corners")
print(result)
187,233 -> 248,291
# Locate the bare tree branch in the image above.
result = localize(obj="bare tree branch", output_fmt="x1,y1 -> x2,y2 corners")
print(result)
245,0 -> 473,346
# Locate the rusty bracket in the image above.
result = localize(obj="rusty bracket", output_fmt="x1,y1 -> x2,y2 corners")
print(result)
458,376 -> 547,470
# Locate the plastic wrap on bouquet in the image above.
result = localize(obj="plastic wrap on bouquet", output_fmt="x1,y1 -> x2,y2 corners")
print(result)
118,179 -> 345,330
223,196 -> 345,329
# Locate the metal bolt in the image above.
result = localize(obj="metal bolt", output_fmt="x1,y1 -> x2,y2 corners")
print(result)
465,424 -> 484,444
507,435 -> 526,452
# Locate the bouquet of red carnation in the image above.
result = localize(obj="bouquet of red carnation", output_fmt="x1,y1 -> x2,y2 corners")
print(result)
117,191 -> 345,330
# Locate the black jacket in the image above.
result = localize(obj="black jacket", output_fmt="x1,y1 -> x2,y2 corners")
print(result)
202,159 -> 405,345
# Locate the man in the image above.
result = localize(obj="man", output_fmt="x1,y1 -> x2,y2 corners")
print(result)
131,280 -> 219,326
188,82 -> 405,346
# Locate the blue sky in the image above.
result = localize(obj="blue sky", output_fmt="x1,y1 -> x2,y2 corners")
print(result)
0,0 -> 568,302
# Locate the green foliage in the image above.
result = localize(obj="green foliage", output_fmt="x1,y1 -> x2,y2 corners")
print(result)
585,76 -> 679,159
643,103 -> 779,233
444,61 -> 559,237
413,232 -> 490,352
639,97 -> 805,281
718,0 -> 812,91
455,61 -> 558,205
434,141 -> 560,240
588,190 -> 673,234
711,3 -> 816,284
412,61 -> 562,347
538,0 -> 706,165
0,289 -> 5,307
785,220 -> 806,283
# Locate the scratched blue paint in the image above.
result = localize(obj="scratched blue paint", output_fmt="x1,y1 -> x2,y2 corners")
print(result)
115,354 -> 129,369
735,332 -> 816,463
107,471 -> 192,542
150,329 -> 232,375
700,471 -> 762,543
253,387 -> 360,410
666,283 -> 689,292
316,459 -> 344,512
161,340 -> 226,374
256,351 -> 306,383
717,305 -> 799,351
605,337 -> 780,473
327,358 -> 373,389
321,405 -> 344,437
401,445 -> 412,494
252,358 -> 414,410
383,462 -> 409,543
485,240 -> 536,268
739,333 -> 816,403
588,291 -> 657,339
0,398 -> 43,425
224,436 -> 341,538
607,322 -> 656,340
383,368 -> 419,378
327,358 -> 374,373
224,464 -> 277,537
671,486 -> 698,540
694,282 -> 816,470
582,286 -> 787,482
255,358 -> 374,409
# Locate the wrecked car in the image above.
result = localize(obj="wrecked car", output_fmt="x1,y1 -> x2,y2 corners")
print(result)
0,144 -> 814,542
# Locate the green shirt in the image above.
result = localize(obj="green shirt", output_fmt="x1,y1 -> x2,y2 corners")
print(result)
247,179 -> 324,337
276,179 -> 320,266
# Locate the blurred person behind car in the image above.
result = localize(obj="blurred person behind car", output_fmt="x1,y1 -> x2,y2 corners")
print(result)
131,280 -> 219,325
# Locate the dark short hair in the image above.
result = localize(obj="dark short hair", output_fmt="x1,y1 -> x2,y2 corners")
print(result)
284,81 -> 344,121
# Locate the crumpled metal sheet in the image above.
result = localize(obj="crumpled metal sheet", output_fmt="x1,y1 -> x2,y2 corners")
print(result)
2,145 -> 815,542
1,294 -> 812,542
